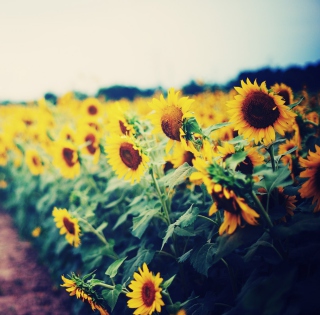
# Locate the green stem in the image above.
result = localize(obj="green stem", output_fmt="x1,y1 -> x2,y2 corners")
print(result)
250,191 -> 273,229
78,218 -> 118,260
162,290 -> 173,306
267,145 -> 276,172
93,282 -> 128,294
155,250 -> 176,260
151,167 -> 171,225
197,214 -> 219,226
221,258 -> 237,298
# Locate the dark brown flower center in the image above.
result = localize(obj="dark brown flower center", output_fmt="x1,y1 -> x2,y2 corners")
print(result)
119,120 -> 130,135
119,142 -> 142,170
85,134 -> 97,154
278,90 -> 290,105
242,91 -> 280,128
212,191 -> 240,214
141,281 -> 156,307
183,151 -> 195,166
63,217 -> 75,235
32,156 -> 41,167
62,148 -> 76,167
161,106 -> 183,140
88,105 -> 98,115
236,156 -> 254,175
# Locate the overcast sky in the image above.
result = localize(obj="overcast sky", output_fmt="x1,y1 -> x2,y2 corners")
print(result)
0,0 -> 319,101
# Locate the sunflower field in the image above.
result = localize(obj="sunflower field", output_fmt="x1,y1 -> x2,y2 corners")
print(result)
0,79 -> 320,315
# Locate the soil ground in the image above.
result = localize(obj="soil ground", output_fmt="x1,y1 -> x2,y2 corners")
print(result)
0,211 -> 73,315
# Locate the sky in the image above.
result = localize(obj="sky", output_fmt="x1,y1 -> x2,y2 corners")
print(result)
0,0 -> 319,101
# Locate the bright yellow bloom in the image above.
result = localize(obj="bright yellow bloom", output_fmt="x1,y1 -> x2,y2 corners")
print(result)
271,83 -> 294,105
227,78 -> 296,145
31,227 -> 41,237
299,145 -> 320,212
52,207 -> 81,247
148,88 -> 194,153
127,263 -> 164,315
52,140 -> 81,179
105,135 -> 149,184
81,97 -> 103,118
25,148 -> 45,175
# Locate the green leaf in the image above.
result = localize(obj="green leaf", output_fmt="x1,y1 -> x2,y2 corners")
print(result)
202,121 -> 231,137
288,97 -> 304,110
162,275 -> 176,289
123,248 -> 155,281
213,225 -> 264,263
131,208 -> 159,239
164,162 -> 196,190
178,249 -> 193,263
161,205 -> 199,249
225,151 -> 248,171
255,165 -> 293,193
96,222 -> 108,233
174,226 -> 196,237
190,243 -> 217,276
102,284 -> 122,311
105,256 -> 127,278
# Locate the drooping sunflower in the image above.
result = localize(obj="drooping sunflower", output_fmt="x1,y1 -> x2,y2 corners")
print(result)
227,78 -> 296,145
209,184 -> 260,235
105,135 -> 149,184
52,140 -> 81,179
271,83 -> 294,105
61,274 -> 109,315
126,263 -> 165,315
148,88 -> 194,152
298,145 -> 320,212
25,148 -> 45,175
52,207 -> 81,247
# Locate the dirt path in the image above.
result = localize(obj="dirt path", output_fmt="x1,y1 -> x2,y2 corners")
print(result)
0,211 -> 73,315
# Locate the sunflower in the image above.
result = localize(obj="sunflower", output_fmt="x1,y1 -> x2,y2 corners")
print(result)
126,263 -> 165,315
165,141 -> 195,168
278,139 -> 298,173
105,135 -> 149,184
52,207 -> 81,247
106,102 -> 135,136
76,125 -> 101,164
148,88 -> 194,153
25,148 -> 45,175
227,78 -> 296,145
31,227 -> 41,237
214,142 -> 264,175
58,124 -> 76,143
209,185 -> 260,235
61,275 -> 109,315
52,140 -> 81,179
298,145 -> 320,212
81,97 -> 103,118
271,83 -> 294,105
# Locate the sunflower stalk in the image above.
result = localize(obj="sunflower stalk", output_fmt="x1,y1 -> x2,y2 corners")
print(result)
77,217 -> 118,260
250,191 -> 273,230
92,282 -> 128,294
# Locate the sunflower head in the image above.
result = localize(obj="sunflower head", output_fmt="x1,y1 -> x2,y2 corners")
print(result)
227,78 -> 296,145
271,83 -> 294,105
52,207 -> 81,247
105,135 -> 149,184
61,273 -> 109,315
148,88 -> 194,152
127,263 -> 165,315
53,140 -> 81,179
25,148 -> 45,175
298,145 -> 320,212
